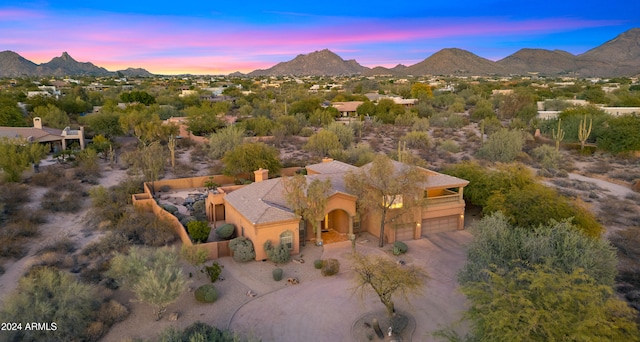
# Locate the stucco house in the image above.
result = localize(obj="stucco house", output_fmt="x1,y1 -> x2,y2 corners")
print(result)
0,117 -> 85,152
205,159 -> 468,261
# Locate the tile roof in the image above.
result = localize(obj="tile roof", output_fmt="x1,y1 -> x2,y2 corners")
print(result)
306,160 -> 359,174
224,178 -> 297,225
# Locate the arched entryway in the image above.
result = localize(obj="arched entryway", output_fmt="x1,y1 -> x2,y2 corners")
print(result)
320,209 -> 351,244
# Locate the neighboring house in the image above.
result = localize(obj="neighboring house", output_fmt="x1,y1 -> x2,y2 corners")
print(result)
0,117 -> 85,152
332,101 -> 363,117
204,159 -> 468,261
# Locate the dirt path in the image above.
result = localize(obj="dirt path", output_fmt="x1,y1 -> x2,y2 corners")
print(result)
568,173 -> 634,199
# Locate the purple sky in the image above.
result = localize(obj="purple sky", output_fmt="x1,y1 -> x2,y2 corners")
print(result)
2,1 -> 638,74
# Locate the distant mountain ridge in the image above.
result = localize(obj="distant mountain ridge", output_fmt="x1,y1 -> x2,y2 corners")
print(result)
0,51 -> 153,77
1,28 -> 639,77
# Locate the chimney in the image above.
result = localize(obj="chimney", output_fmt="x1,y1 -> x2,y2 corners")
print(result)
254,168 -> 268,182
33,117 -> 42,129
322,157 -> 334,163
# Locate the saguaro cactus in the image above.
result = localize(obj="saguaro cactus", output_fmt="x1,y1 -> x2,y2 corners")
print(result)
552,119 -> 565,151
578,115 -> 593,152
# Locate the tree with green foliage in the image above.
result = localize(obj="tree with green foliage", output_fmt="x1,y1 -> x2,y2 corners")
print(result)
120,90 -> 156,105
80,111 -> 124,138
184,102 -> 228,136
33,103 -> 69,129
241,115 -> 275,136
356,101 -> 376,117
352,253 -> 426,317
326,121 -> 354,149
410,82 -> 433,100
187,220 -> 211,243
222,142 -> 282,179
459,212 -> 615,286
598,114 -> 640,154
0,267 -> 100,341
0,137 -> 47,182
0,97 -> 27,127
181,244 -> 209,275
345,154 -> 427,247
304,130 -> 342,156
374,98 -> 405,124
282,174 -> 332,245
107,246 -> 187,320
208,125 -> 245,159
476,128 -> 525,162
123,141 -> 165,185
462,265 -> 638,341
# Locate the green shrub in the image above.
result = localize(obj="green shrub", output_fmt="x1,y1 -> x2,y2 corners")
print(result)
393,241 -> 408,256
192,200 -> 207,221
314,259 -> 323,269
401,131 -> 430,149
273,268 -> 283,281
215,223 -> 235,240
203,262 -> 224,283
187,221 -> 211,243
229,236 -> 256,262
299,127 -> 314,137
194,284 -> 218,303
264,240 -> 291,264
180,215 -> 196,227
439,139 -> 460,153
321,258 -> 340,276
162,204 -> 179,215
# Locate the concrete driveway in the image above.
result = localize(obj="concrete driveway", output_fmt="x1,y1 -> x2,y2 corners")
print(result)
228,230 -> 473,342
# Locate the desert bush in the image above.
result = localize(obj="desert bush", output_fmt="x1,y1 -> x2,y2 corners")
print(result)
82,232 -> 131,259
30,165 -> 66,186
192,199 -> 207,221
0,267 -> 100,341
229,236 -> 256,262
314,259 -> 323,269
477,129 -> 525,163
157,321 -> 249,342
530,144 -> 561,170
195,284 -> 218,303
586,160 -> 612,174
107,246 -> 187,320
321,258 -> 340,276
264,240 -> 291,264
215,223 -> 236,240
203,262 -> 224,283
439,139 -> 460,153
299,127 -> 314,137
273,267 -> 284,281
401,131 -> 430,149
393,241 -> 408,256
96,299 -> 129,326
41,185 -> 85,213
608,169 -> 640,183
411,117 -> 430,132
187,220 -> 211,243
114,211 -> 177,246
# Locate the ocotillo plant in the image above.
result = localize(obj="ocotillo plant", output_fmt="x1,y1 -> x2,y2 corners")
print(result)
552,119 -> 565,151
578,115 -> 593,152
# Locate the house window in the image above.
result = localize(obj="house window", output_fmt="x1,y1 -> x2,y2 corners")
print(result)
280,230 -> 294,250
383,195 -> 403,209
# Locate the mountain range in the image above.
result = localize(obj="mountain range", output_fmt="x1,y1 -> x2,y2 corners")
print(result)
1,28 -> 639,78
0,51 -> 153,77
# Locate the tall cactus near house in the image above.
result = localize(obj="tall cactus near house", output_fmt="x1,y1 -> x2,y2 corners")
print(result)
552,119 -> 565,151
578,115 -> 593,152
168,134 -> 176,169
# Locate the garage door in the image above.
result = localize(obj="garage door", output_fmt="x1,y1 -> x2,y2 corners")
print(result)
422,216 -> 459,236
394,224 -> 415,241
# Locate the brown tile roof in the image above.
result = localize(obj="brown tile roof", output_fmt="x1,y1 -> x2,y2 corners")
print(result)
306,160 -> 359,174
224,178 -> 297,225
0,126 -> 63,143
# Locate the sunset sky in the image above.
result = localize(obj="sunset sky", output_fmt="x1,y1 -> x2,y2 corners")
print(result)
2,1 -> 639,75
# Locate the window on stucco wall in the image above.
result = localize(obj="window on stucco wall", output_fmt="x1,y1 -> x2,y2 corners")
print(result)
280,230 -> 294,250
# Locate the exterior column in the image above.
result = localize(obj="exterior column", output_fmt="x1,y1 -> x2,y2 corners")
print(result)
458,187 -> 464,203
348,216 -> 355,240
61,139 -> 67,151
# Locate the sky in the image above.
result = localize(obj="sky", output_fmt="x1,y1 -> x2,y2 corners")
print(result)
1,1 -> 639,75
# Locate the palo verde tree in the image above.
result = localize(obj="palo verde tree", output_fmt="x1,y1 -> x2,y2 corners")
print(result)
282,174 -> 333,245
351,253 -> 426,317
222,142 -> 282,180
107,246 -> 187,320
0,137 -> 48,182
345,154 -> 427,247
